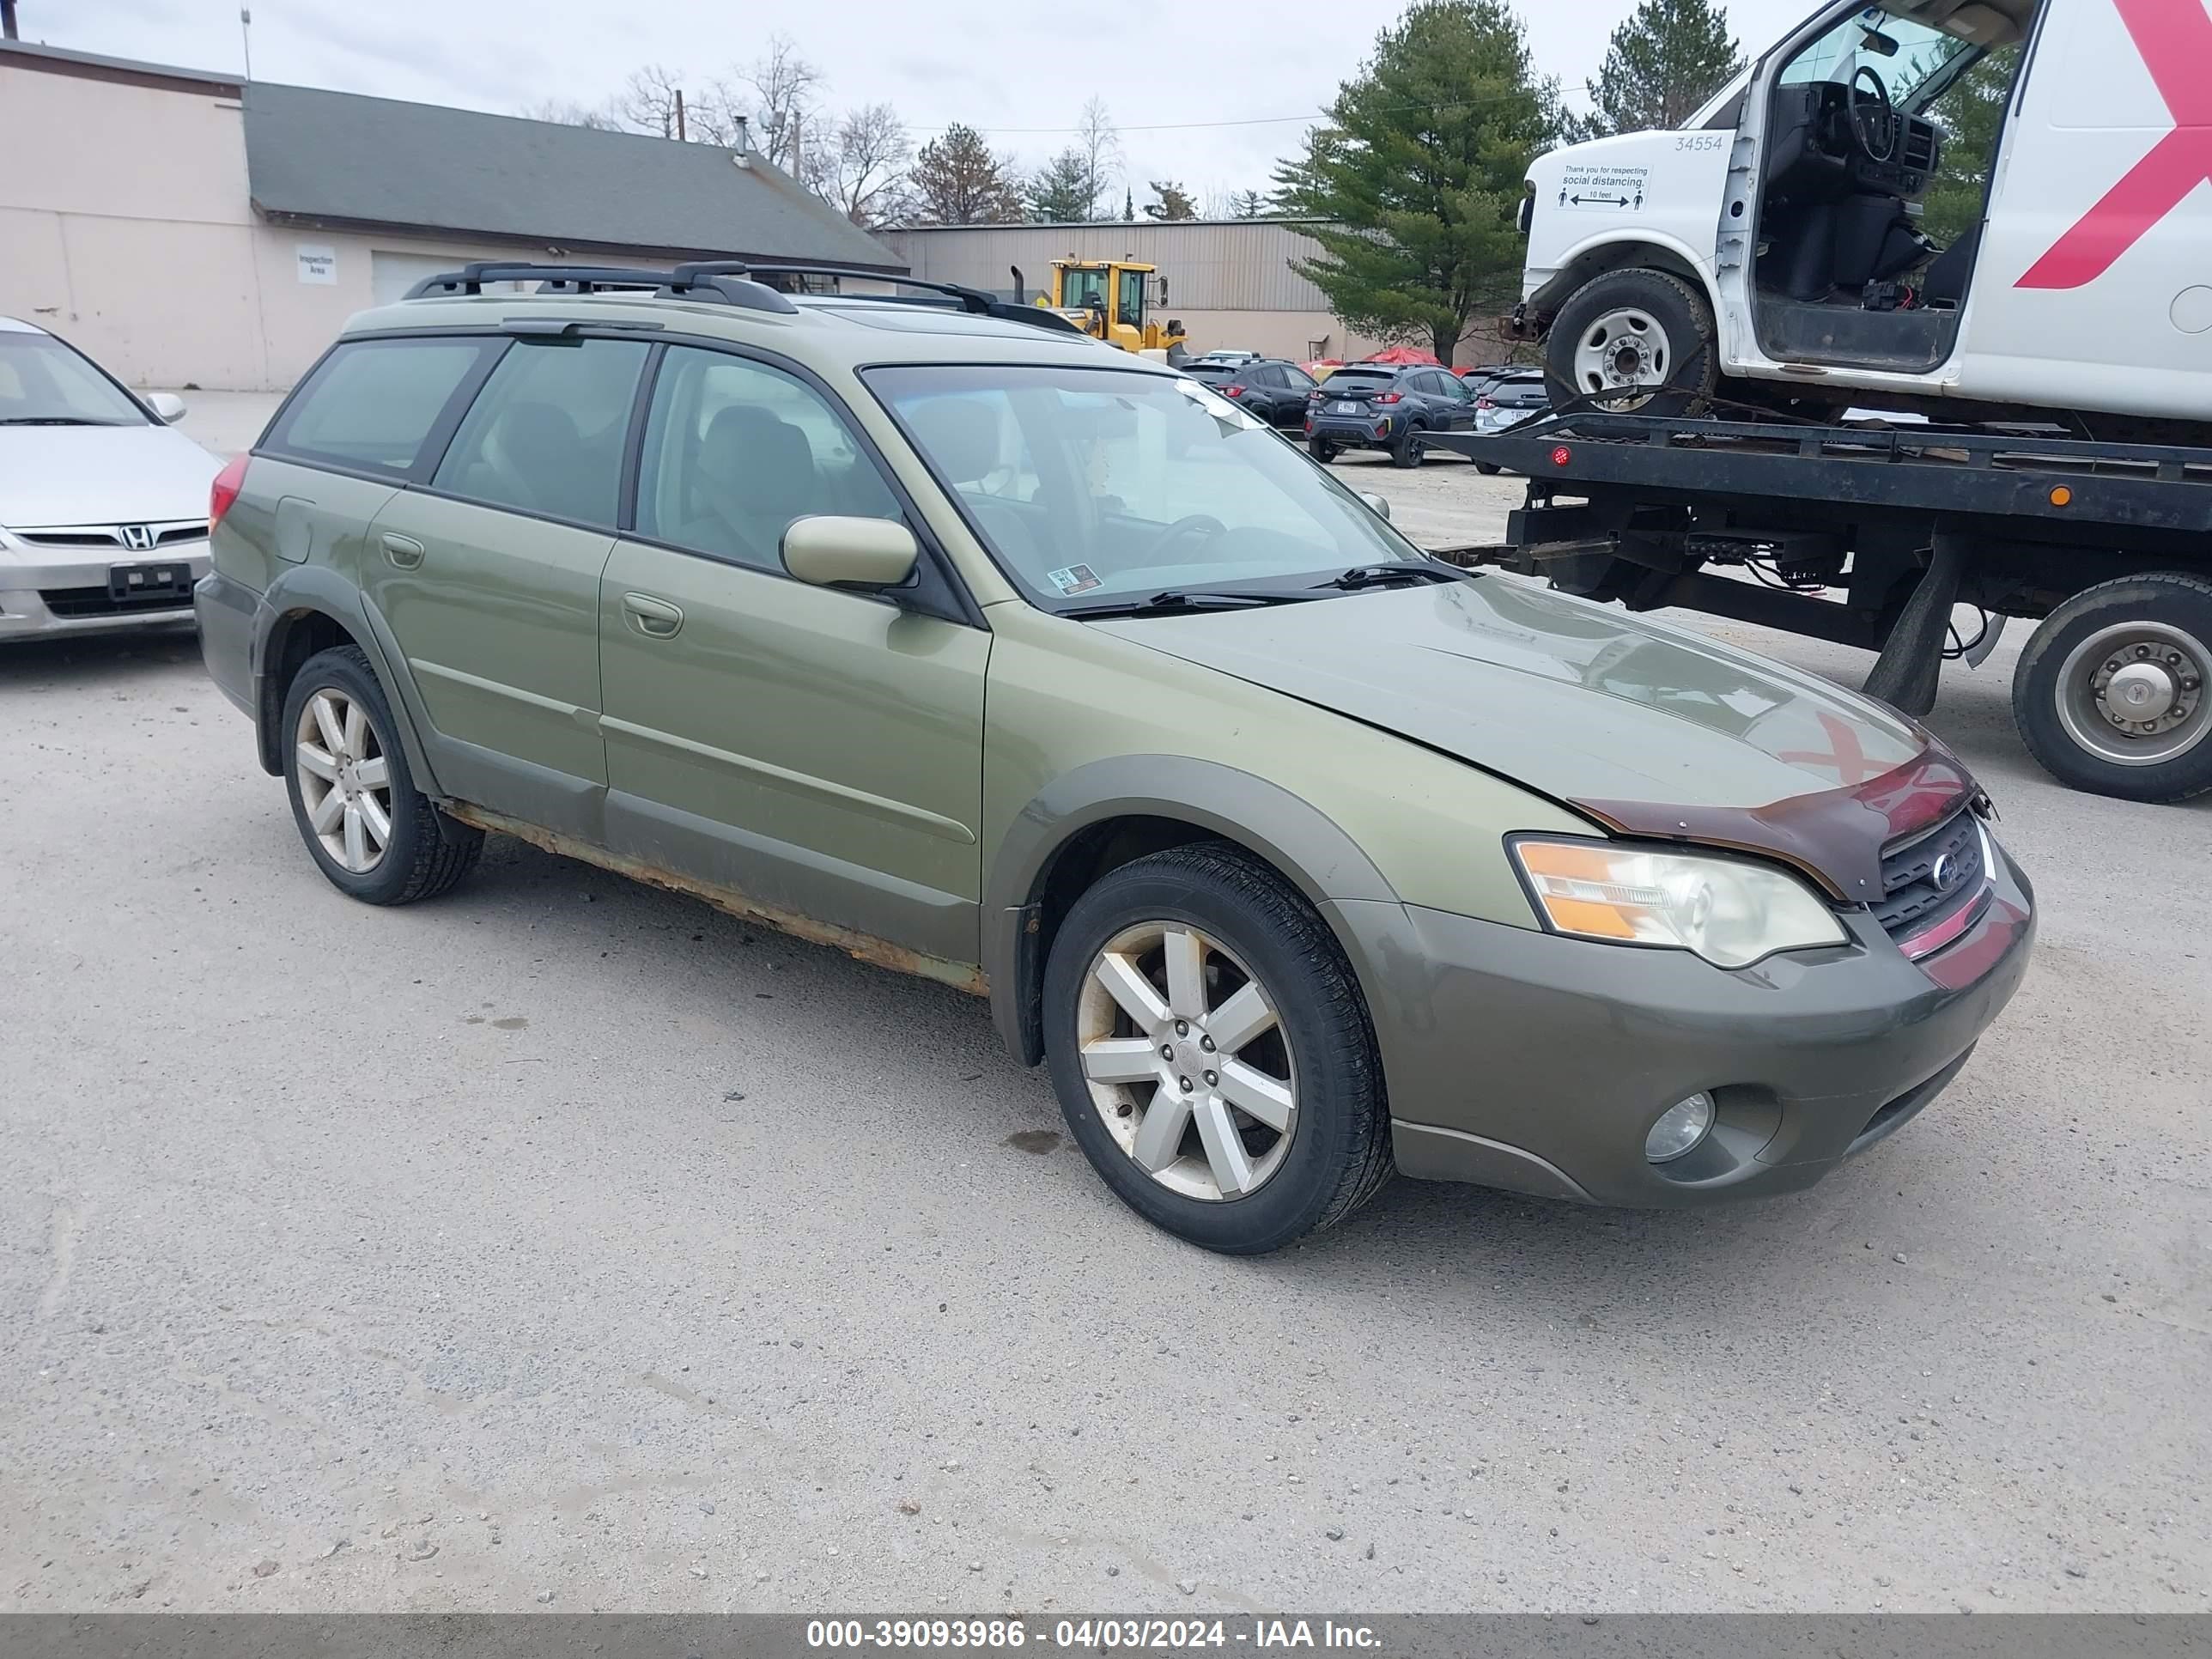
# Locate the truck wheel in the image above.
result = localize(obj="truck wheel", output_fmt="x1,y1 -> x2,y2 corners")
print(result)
1041,843 -> 1393,1255
1546,269 -> 1717,417
2013,573 -> 2212,802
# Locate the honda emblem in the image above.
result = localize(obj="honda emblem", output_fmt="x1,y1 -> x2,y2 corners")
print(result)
120,525 -> 155,552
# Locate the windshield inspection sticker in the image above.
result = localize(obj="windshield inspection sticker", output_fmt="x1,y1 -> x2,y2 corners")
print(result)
1558,163 -> 1649,210
1048,563 -> 1103,596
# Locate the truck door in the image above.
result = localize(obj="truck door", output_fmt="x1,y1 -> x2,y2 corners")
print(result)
1955,0 -> 2212,422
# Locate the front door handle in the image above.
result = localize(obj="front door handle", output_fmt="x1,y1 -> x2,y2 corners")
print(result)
622,592 -> 684,639
380,532 -> 424,569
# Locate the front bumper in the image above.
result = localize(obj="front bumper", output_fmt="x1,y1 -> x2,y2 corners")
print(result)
0,545 -> 210,640
1342,840 -> 2035,1208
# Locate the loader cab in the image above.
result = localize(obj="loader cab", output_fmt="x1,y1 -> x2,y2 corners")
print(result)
1740,0 -> 2039,375
1040,258 -> 1188,358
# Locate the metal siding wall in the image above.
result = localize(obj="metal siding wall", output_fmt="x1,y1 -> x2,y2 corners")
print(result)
887,222 -> 1335,312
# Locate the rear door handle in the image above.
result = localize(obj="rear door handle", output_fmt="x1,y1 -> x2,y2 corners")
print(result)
622,592 -> 684,638
380,532 -> 424,569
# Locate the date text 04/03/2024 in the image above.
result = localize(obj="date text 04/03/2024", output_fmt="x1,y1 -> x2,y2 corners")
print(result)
805,1618 -> 1382,1650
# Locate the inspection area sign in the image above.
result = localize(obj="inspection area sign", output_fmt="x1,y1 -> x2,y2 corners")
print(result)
1556,163 -> 1649,210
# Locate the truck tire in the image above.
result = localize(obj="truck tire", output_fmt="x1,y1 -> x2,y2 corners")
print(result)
1546,269 -> 1718,417
2012,573 -> 2212,802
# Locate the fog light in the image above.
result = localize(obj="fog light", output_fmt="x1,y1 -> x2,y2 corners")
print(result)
1646,1092 -> 1715,1163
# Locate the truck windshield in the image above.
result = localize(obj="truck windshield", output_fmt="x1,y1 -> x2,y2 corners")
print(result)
1779,8 -> 1982,111
866,363 -> 1423,610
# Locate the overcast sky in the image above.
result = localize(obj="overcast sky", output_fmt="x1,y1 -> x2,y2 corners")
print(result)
41,0 -> 1815,208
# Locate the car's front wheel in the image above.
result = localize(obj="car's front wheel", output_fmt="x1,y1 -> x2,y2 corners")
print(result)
1042,844 -> 1394,1254
281,645 -> 483,903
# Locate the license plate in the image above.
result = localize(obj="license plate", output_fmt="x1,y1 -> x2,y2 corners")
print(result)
1332,401 -> 1360,414
107,561 -> 193,605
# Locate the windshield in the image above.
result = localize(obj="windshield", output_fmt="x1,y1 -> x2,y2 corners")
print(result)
1060,268 -> 1109,311
0,333 -> 149,426
866,363 -> 1424,610
1778,6 -> 1983,110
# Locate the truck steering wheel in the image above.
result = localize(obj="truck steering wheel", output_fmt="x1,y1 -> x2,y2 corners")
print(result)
1850,64 -> 1898,163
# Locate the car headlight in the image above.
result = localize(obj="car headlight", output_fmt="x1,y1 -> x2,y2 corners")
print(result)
1510,838 -> 1846,969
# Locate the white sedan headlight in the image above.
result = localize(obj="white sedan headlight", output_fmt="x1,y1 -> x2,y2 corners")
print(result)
1511,838 -> 1846,969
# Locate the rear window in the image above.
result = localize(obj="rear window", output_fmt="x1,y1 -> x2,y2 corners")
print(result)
1182,363 -> 1237,378
1496,378 -> 1548,403
269,337 -> 496,475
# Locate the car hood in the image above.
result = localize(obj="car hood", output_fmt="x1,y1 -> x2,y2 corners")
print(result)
1097,576 -> 1972,900
0,425 -> 222,531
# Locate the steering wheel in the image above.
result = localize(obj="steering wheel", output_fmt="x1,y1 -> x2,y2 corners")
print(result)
1142,513 -> 1228,563
1849,64 -> 1898,163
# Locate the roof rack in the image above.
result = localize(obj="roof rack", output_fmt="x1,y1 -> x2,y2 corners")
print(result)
672,262 -> 1086,335
400,261 -> 798,314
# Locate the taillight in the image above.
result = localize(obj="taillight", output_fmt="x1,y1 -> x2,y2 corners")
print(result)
209,454 -> 248,532
1224,385 -> 1246,398
1476,396 -> 1495,410
1374,392 -> 1402,404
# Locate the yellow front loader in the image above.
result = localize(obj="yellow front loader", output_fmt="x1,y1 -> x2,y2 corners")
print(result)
1015,258 -> 1188,361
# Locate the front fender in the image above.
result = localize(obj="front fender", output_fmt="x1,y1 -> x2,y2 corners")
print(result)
981,754 -> 1401,1064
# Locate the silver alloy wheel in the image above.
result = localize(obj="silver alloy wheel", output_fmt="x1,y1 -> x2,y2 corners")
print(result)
2054,621 -> 2209,766
1572,307 -> 1674,407
294,688 -> 393,873
1075,922 -> 1297,1202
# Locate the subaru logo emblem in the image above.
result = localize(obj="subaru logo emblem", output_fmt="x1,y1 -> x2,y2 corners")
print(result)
120,525 -> 155,551
1930,852 -> 1959,892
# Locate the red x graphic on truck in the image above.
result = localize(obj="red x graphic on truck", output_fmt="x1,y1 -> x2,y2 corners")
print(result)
2016,0 -> 2212,289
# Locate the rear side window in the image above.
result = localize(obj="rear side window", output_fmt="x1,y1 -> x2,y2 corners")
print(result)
432,337 -> 650,528
270,338 -> 493,475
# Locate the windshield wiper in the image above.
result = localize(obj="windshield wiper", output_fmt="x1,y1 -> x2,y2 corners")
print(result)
1315,561 -> 1468,591
1062,588 -> 1321,620
0,416 -> 128,427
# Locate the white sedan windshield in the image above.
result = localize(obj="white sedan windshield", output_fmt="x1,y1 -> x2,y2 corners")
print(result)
0,332 -> 149,427
866,363 -> 1419,607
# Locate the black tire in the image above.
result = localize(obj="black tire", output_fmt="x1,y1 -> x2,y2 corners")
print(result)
1041,843 -> 1393,1255
1308,439 -> 1339,464
280,645 -> 483,903
1545,268 -> 1718,417
2011,573 -> 2212,803
1389,422 -> 1427,469
1475,461 -> 1503,476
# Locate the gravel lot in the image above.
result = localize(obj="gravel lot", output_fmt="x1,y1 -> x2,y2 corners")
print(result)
3,406 -> 2207,1615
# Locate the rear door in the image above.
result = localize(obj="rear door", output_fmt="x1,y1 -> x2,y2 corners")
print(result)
361,333 -> 651,832
598,343 -> 990,969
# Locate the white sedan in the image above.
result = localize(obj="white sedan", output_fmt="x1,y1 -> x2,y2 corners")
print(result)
0,317 -> 222,641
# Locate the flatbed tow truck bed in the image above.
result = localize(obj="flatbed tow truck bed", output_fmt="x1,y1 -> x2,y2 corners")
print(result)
1428,414 -> 2212,804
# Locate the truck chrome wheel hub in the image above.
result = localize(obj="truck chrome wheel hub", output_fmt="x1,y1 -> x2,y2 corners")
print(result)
2058,623 -> 2209,765
1574,308 -> 1673,407
1075,922 -> 1297,1202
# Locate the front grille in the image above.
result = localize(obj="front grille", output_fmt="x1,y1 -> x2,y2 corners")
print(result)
1871,803 -> 1984,939
17,522 -> 209,550
39,585 -> 195,620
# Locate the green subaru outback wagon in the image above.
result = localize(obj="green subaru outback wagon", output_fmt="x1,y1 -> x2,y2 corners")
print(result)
197,262 -> 2033,1254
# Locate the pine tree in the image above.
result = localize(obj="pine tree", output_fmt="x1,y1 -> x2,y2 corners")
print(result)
1145,180 -> 1199,221
1584,0 -> 1742,136
1027,149 -> 1099,222
908,123 -> 1025,224
1919,45 -> 2020,248
1273,1 -> 1568,363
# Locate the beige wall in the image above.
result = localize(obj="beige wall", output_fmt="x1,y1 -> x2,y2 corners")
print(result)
1169,310 -> 1393,365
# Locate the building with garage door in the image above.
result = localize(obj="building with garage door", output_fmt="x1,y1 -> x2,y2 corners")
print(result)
0,40 -> 904,392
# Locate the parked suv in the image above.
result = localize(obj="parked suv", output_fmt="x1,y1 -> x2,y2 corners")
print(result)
1304,364 -> 1479,467
1181,358 -> 1320,428
198,262 -> 2033,1254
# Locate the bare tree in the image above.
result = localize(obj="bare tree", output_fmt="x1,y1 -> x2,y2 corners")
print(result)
605,64 -> 749,145
1075,96 -> 1121,216
517,97 -> 624,131
610,64 -> 686,139
742,32 -> 825,173
808,102 -> 915,228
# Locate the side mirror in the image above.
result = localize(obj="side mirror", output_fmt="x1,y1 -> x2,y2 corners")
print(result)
1358,491 -> 1392,521
147,392 -> 187,422
783,515 -> 920,590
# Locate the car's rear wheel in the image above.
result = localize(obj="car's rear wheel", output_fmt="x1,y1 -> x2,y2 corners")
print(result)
281,645 -> 483,903
1308,438 -> 1340,464
2013,573 -> 2212,801
1546,268 -> 1717,416
1389,422 -> 1427,469
1042,844 -> 1393,1254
